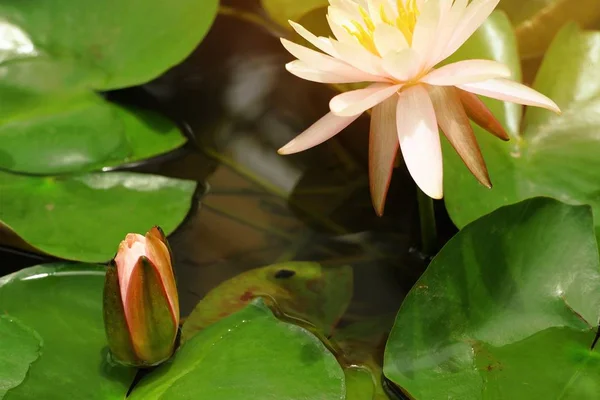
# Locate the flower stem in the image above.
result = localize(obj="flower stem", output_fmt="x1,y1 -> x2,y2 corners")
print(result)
417,188 -> 437,255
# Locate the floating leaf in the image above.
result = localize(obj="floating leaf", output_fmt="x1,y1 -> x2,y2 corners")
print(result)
498,0 -> 600,59
0,171 -> 196,262
134,11 -> 415,336
0,0 -> 218,91
384,198 -> 600,399
0,316 -> 42,398
0,93 -> 185,175
444,23 -> 600,245
181,262 -> 353,342
261,0 -> 328,29
131,298 -> 345,400
0,0 -> 208,175
0,264 -> 136,400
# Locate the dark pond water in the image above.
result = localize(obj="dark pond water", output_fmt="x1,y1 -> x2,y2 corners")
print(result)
0,2 -> 457,387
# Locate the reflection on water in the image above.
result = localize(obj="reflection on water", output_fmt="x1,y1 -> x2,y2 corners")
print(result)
132,11 -> 429,319
0,2 -> 439,328
0,5 -> 455,392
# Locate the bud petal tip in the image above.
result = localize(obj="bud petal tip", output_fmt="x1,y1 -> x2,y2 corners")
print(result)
103,227 -> 179,367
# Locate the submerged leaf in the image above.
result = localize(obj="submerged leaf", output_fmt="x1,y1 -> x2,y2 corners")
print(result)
181,262 -> 352,342
333,315 -> 395,400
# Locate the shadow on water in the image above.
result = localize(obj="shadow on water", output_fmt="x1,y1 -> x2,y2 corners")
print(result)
101,9 -> 432,320
0,0 -> 462,339
0,2 -> 458,396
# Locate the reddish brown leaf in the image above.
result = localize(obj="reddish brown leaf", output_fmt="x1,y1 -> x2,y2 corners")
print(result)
458,89 -> 510,141
429,86 -> 492,189
369,97 -> 399,216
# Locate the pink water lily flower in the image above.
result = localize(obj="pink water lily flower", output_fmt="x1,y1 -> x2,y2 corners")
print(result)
278,0 -> 560,214
103,227 -> 179,367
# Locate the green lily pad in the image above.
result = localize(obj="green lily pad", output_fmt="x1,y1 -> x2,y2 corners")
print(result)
0,264 -> 136,400
0,171 -> 196,262
0,0 -> 218,91
0,315 -> 42,398
0,93 -> 185,175
261,0 -> 327,29
181,262 -> 353,342
498,0 -> 600,58
443,23 -> 600,245
384,198 -> 600,399
0,0 -> 210,175
130,298 -> 345,400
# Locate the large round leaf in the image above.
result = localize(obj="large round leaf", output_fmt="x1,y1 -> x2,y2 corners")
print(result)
0,93 -> 185,174
0,0 -> 218,91
131,298 -> 345,400
384,198 -> 600,399
0,315 -> 42,398
0,171 -> 196,262
498,0 -> 600,59
261,0 -> 327,28
444,23 -> 600,245
0,264 -> 136,400
181,262 -> 353,342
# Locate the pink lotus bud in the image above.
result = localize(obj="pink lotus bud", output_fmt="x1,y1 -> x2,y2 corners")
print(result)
103,227 -> 179,367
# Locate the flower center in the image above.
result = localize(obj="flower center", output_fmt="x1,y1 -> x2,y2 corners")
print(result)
342,0 -> 421,56
386,0 -> 420,45
343,7 -> 378,54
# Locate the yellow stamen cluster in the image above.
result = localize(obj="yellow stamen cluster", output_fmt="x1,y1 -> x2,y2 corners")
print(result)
342,0 -> 421,56
391,0 -> 420,44
344,6 -> 378,55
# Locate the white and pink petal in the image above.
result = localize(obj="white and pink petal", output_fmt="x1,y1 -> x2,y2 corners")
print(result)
278,112 -> 361,155
326,12 -> 357,44
369,96 -> 399,216
285,60 -> 382,83
331,40 -> 390,76
396,84 -> 444,199
330,83 -> 402,116
421,59 -> 511,86
373,23 -> 409,56
280,38 -> 376,79
288,21 -> 337,56
382,48 -> 421,82
411,0 -> 443,60
457,78 -> 561,113
440,0 -> 500,61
